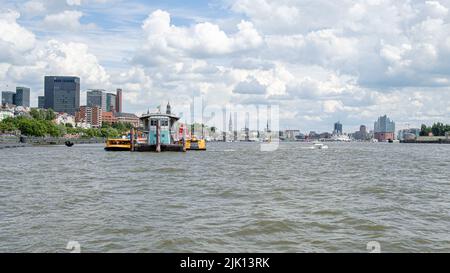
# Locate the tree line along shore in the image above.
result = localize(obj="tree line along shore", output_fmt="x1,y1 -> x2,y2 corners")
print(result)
0,108 -> 133,139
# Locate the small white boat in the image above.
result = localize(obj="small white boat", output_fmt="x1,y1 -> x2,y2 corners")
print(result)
313,143 -> 329,149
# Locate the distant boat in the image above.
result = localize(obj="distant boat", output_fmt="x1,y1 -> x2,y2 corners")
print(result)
65,141 -> 74,147
330,134 -> 351,142
104,138 -> 131,151
313,143 -> 329,149
182,136 -> 207,151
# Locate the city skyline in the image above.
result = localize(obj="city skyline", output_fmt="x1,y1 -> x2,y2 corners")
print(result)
1,0 -> 450,132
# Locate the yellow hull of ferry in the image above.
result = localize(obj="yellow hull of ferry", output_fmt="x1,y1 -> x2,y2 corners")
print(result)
184,139 -> 207,151
104,138 -> 132,151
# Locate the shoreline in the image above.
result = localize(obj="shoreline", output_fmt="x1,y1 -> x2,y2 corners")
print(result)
0,135 -> 105,149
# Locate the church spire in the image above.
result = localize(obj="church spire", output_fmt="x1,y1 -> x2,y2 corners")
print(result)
166,101 -> 171,115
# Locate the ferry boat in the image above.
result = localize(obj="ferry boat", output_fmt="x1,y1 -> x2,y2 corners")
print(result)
104,138 -> 132,151
183,136 -> 206,151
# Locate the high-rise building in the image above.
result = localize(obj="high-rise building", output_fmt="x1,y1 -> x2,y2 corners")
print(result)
374,115 -> 395,142
360,125 -> 367,134
75,106 -> 102,128
1,91 -> 15,105
115,89 -> 122,113
353,125 -> 369,140
44,76 -> 80,114
87,89 -> 107,112
15,87 -> 30,107
334,121 -> 343,135
38,96 -> 45,109
106,93 -> 116,112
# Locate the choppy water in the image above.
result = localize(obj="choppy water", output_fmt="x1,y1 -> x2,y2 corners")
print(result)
1,142 -> 450,252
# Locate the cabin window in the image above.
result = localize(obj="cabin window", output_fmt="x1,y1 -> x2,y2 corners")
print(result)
150,120 -> 158,126
162,120 -> 169,126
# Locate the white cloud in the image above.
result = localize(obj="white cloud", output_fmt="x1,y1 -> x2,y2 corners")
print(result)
22,1 -> 46,15
0,10 -> 36,52
233,76 -> 267,94
423,1 -> 449,18
42,10 -> 88,31
137,9 -> 263,63
0,10 -> 36,66
39,40 -> 110,86
323,100 -> 344,113
66,0 -> 82,5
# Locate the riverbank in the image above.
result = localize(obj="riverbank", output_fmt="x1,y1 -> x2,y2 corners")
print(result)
0,143 -> 30,149
401,136 -> 450,144
22,136 -> 105,145
0,135 -> 105,148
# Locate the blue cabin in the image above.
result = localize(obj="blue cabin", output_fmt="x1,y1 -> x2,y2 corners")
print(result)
140,113 -> 180,145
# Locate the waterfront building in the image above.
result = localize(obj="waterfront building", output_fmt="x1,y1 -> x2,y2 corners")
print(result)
353,125 -> 370,141
334,121 -> 343,135
0,106 -> 14,121
55,113 -> 76,127
15,87 -> 30,107
38,96 -> 45,109
115,89 -> 123,113
75,106 -> 102,128
44,76 -> 80,114
75,121 -> 91,129
106,93 -> 116,112
13,106 -> 30,117
320,132 -> 332,139
115,112 -> 140,127
102,111 -> 117,124
308,131 -> 319,140
284,130 -> 301,141
87,89 -> 107,112
398,128 -> 421,141
2,91 -> 15,106
374,115 -> 395,142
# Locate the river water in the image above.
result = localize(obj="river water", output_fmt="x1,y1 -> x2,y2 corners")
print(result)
0,142 -> 449,252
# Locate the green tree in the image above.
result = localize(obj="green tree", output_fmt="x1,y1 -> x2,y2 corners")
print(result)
15,117 -> 45,136
112,122 -> 132,133
30,108 -> 43,120
0,117 -> 18,132
100,127 -> 119,138
46,109 -> 56,121
420,124 -> 431,136
432,122 -> 444,136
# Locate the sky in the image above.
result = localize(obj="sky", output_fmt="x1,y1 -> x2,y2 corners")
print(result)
1,0 -> 450,132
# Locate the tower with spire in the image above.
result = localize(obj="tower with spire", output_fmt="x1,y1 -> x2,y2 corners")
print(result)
166,101 -> 171,115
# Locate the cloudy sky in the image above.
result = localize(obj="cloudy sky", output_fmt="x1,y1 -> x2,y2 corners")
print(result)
1,0 -> 450,132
